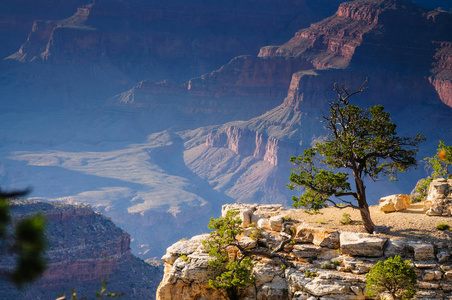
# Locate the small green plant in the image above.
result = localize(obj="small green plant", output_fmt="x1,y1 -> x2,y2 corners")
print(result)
57,281 -> 124,299
339,213 -> 351,225
250,227 -> 263,241
281,264 -> 286,270
315,219 -> 326,224
332,260 -> 341,266
287,226 -> 296,236
321,262 -> 335,269
411,177 -> 433,203
180,254 -> 190,262
366,255 -> 417,300
282,216 -> 292,222
436,222 -> 450,231
304,269 -> 317,278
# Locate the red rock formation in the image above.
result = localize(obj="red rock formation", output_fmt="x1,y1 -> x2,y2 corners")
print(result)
430,42 -> 452,108
0,201 -> 162,299
6,0 -> 341,82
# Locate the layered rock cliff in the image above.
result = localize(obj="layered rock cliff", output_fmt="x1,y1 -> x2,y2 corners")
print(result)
0,200 -> 163,299
430,42 -> 452,108
5,0 -> 343,82
157,204 -> 452,300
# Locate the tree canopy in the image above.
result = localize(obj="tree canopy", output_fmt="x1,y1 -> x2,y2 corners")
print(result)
288,82 -> 425,233
366,255 -> 417,300
424,140 -> 452,179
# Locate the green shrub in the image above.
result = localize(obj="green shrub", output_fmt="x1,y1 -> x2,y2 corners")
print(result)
282,216 -> 292,222
321,262 -> 335,269
304,269 -> 317,278
332,260 -> 341,266
411,177 -> 432,203
366,255 -> 417,300
436,222 -> 450,231
250,227 -> 263,241
339,213 -> 351,225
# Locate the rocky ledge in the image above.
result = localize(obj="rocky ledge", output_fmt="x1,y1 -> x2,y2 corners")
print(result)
157,204 -> 452,300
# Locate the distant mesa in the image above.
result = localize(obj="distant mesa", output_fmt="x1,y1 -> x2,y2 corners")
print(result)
0,200 -> 162,299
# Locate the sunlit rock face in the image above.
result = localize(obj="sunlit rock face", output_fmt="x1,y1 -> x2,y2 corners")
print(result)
157,204 -> 452,300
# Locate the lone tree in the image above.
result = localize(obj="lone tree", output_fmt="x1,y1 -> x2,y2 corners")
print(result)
288,82 -> 425,233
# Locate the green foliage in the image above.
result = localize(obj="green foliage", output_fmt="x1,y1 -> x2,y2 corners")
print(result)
304,269 -> 317,277
208,258 -> 254,291
0,189 -> 47,287
95,281 -> 125,299
339,213 -> 351,225
12,214 -> 47,286
282,216 -> 292,222
411,177 -> 433,203
366,255 -> 417,300
332,260 -> 341,266
321,262 -> 335,269
288,83 -> 425,232
436,222 -> 450,231
202,210 -> 255,298
249,227 -> 263,241
424,141 -> 452,179
57,281 -> 124,299
180,254 -> 190,262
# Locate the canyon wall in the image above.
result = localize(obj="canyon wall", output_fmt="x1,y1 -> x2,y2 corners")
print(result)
5,0 -> 342,82
0,200 -> 163,299
430,42 -> 452,108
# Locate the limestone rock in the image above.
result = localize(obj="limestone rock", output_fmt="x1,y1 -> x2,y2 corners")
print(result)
239,236 -> 258,250
378,194 -> 411,213
253,262 -> 279,287
257,276 -> 288,300
304,278 -> 348,296
437,250 -> 450,263
257,218 -> 271,230
251,204 -> 284,224
340,232 -> 387,257
426,179 -> 452,216
407,242 -> 436,261
296,226 -> 340,249
445,271 -> 452,281
222,203 -> 257,227
269,216 -> 284,232
384,239 -> 408,257
165,234 -> 209,261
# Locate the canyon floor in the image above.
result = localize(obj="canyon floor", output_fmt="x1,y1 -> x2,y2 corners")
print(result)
282,201 -> 452,244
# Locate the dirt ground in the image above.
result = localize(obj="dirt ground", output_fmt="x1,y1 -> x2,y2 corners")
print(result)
280,201 -> 452,245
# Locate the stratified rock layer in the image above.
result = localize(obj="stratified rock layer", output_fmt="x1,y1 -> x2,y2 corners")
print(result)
425,178 -> 452,216
0,200 -> 163,299
157,204 -> 452,300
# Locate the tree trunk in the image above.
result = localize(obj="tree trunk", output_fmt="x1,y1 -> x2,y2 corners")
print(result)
227,288 -> 239,300
354,171 -> 376,233
358,202 -> 375,233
